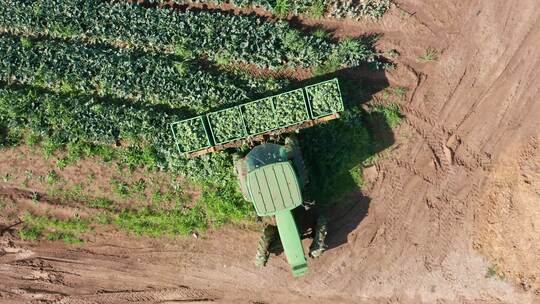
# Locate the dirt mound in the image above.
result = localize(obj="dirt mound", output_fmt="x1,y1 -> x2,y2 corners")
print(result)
1,0 -> 540,303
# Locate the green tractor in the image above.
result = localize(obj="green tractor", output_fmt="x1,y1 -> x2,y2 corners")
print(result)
171,79 -> 342,277
233,136 -> 327,277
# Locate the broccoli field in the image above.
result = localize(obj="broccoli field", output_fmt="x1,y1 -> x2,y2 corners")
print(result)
1,0 -> 537,302
0,0 -> 391,239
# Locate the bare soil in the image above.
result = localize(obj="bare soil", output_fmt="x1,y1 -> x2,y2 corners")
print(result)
1,0 -> 540,303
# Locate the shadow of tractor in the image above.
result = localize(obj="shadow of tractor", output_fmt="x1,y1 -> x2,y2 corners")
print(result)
296,67 -> 396,251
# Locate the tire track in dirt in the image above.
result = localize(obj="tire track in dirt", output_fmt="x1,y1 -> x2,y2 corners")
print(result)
400,103 -> 492,173
54,288 -> 216,304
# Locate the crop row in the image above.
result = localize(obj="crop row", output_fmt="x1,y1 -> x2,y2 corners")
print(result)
0,35 -> 286,111
0,84 -> 241,180
0,85 -> 178,159
147,0 -> 389,20
172,79 -> 343,152
0,0 -> 380,69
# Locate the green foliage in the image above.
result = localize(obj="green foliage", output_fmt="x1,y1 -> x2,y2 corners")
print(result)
171,117 -> 210,153
112,167 -> 252,237
485,264 -> 505,280
119,145 -> 159,171
208,107 -> 246,144
41,137 -> 62,158
370,103 -> 402,129
308,0 -> 325,18
0,85 -> 186,171
20,213 -> 89,244
300,109 -> 374,203
417,48 -> 438,62
392,87 -> 408,99
0,127 -> 22,149
0,0 -> 381,70
30,191 -> 40,203
88,198 -> 115,210
313,55 -> 341,76
45,170 -> 60,185
313,28 -> 330,39
115,204 -> 207,237
95,212 -> 113,225
273,0 -> 292,18
18,226 -> 41,241
306,79 -> 343,117
198,180 -> 253,227
25,131 -> 40,147
110,178 -> 130,198
0,35 -> 276,111
325,0 -> 390,19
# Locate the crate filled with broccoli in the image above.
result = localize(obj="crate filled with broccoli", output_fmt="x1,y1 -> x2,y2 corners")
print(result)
273,88 -> 310,127
170,116 -> 211,153
305,78 -> 344,118
207,106 -> 247,144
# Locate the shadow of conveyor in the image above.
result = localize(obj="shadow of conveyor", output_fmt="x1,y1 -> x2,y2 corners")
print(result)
295,65 -> 395,252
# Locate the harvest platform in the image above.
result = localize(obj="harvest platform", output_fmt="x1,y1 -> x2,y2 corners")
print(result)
170,78 -> 344,157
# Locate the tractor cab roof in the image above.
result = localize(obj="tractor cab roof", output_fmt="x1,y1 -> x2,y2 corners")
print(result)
247,161 -> 302,217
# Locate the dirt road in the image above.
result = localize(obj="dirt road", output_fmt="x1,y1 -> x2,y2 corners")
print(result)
1,0 -> 540,303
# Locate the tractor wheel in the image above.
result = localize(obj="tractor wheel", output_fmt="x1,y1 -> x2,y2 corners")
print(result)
255,225 -> 278,267
309,215 -> 328,258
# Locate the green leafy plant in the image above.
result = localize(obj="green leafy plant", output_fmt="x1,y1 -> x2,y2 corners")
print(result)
208,107 -> 246,144
115,204 -> 207,237
19,213 -> 89,244
273,0 -> 292,18
313,27 -> 330,39
110,178 -> 130,198
171,117 -> 210,153
308,0 -> 325,18
306,79 -> 344,117
313,54 -> 341,76
299,109 -> 374,202
0,35 -> 273,111
417,48 -> 438,62
89,198 -> 114,209
485,264 -> 505,280
0,0 -> 382,70
393,87 -> 408,99
370,103 -> 402,129
45,170 -> 60,185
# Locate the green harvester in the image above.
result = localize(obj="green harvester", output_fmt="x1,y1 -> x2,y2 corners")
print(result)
234,138 -> 309,276
170,78 -> 344,277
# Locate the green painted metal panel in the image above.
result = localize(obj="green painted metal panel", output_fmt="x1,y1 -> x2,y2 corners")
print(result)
275,210 -> 308,277
247,162 -> 302,217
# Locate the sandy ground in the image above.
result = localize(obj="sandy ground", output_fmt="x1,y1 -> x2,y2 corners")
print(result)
1,0 -> 540,303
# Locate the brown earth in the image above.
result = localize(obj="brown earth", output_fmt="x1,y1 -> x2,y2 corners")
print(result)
2,0 -> 540,303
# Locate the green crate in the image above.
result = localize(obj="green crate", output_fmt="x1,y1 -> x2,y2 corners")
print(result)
240,88 -> 310,137
305,78 -> 344,119
170,115 -> 212,154
272,88 -> 310,128
207,106 -> 248,145
241,97 -> 279,135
